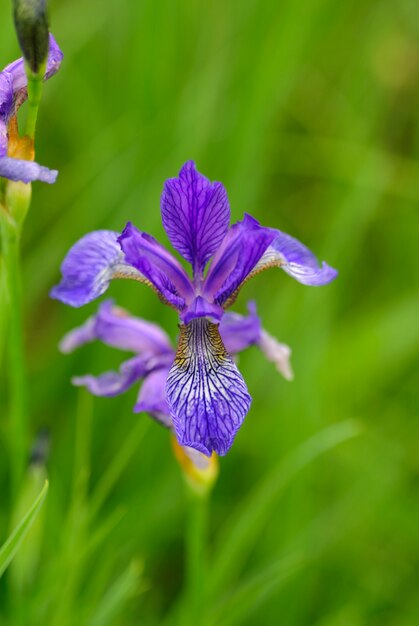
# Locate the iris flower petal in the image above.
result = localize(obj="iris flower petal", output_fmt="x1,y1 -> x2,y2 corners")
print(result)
166,318 -> 252,456
250,230 -> 338,286
60,299 -> 173,355
118,222 -> 195,310
0,34 -> 63,184
161,160 -> 230,274
219,301 -> 262,354
258,329 -> 293,380
134,367 -> 173,428
0,157 -> 57,183
50,231 -> 143,307
72,355 -> 149,397
204,217 -> 337,307
0,72 -> 13,152
180,295 -> 224,325
203,214 -> 277,306
3,34 -> 63,93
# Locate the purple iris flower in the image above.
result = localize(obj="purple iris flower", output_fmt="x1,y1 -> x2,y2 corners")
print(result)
0,34 -> 63,184
60,299 -> 293,464
51,161 -> 337,455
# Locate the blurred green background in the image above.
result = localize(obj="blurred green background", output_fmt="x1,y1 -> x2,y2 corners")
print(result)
1,0 -> 419,624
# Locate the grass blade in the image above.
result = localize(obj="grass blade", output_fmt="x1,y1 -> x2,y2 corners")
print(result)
208,420 -> 363,598
0,480 -> 49,577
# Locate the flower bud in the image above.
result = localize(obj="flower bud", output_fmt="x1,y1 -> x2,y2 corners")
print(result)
13,0 -> 49,75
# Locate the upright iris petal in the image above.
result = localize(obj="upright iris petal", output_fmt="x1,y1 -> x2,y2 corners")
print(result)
161,160 -> 230,276
166,319 -> 252,456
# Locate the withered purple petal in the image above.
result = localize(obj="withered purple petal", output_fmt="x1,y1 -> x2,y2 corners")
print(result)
161,161 -> 230,275
166,318 -> 252,456
258,329 -> 293,380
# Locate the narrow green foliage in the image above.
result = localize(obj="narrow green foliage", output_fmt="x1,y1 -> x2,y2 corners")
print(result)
88,560 -> 143,626
208,420 -> 363,598
0,480 -> 48,577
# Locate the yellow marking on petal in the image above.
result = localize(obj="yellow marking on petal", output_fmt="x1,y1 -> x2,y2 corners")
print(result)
174,320 -> 229,369
7,116 -> 34,161
112,269 -> 179,310
222,256 -> 285,309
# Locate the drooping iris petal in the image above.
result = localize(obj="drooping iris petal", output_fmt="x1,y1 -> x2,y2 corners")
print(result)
72,355 -> 149,397
219,301 -> 262,354
0,157 -> 57,183
166,318 -> 252,456
118,222 -> 194,310
134,367 -> 173,428
60,299 -> 173,355
250,230 -> 338,286
161,160 -> 230,274
50,231 -> 143,307
203,214 -> 277,306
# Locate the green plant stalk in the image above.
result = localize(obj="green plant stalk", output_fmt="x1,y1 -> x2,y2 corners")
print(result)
0,211 -> 27,496
185,486 -> 209,626
25,66 -> 44,139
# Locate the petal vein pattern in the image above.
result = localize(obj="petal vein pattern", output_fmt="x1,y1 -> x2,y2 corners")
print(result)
161,160 -> 230,273
50,231 -> 144,307
166,319 -> 251,456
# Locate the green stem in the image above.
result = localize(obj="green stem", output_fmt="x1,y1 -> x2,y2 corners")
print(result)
0,211 -> 27,496
185,487 -> 209,626
25,70 -> 44,139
